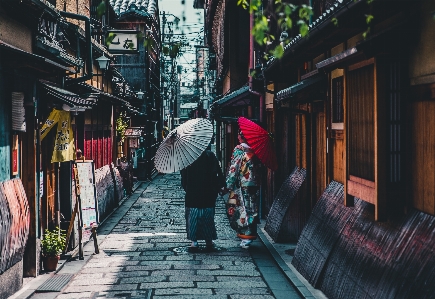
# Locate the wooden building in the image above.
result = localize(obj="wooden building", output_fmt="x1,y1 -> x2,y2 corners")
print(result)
206,0 -> 268,188
109,0 -> 162,180
206,0 -> 435,296
264,0 -> 435,297
0,0 -> 143,297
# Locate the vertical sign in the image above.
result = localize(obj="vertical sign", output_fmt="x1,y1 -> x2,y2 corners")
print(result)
75,161 -> 98,228
12,135 -> 19,175
39,171 -> 44,198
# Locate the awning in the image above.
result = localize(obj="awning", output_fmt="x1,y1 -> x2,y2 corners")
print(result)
39,81 -> 96,109
276,75 -> 325,101
77,83 -> 142,115
0,40 -> 75,73
212,86 -> 251,107
316,47 -> 359,70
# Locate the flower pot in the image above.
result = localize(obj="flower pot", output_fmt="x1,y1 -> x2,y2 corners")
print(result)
43,255 -> 60,272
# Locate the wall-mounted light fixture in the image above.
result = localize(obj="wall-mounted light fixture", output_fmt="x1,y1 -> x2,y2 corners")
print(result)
136,89 -> 145,100
95,55 -> 110,72
62,104 -> 86,115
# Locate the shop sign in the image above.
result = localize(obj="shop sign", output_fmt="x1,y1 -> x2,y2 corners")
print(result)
107,30 -> 139,54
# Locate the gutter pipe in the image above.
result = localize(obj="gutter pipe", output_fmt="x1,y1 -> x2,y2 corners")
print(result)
248,1 -> 264,123
59,11 -> 93,86
250,89 -> 263,123
249,1 -> 265,221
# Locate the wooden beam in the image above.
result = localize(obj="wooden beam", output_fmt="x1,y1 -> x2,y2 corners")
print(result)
348,57 -> 375,71
22,97 -> 38,277
374,58 -> 387,221
343,66 -> 354,207
349,175 -> 375,188
347,179 -> 376,205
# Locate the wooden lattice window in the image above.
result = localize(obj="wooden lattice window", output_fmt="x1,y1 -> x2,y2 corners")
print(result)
348,64 -> 375,182
388,61 -> 401,184
332,77 -> 344,124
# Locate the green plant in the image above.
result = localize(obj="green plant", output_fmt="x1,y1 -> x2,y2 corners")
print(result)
238,0 -> 377,59
41,227 -> 66,257
116,112 -> 129,143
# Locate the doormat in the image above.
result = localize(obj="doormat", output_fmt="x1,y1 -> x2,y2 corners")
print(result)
35,274 -> 74,292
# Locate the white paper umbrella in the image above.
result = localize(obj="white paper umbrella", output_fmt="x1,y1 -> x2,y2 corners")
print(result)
154,118 -> 213,173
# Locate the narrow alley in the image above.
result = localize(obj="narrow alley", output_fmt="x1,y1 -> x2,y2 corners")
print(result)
15,173 -> 309,299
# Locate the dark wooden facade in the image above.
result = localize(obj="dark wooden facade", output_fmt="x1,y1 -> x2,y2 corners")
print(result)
206,0 -> 267,199
109,0 -> 162,180
0,0 -> 144,296
206,0 -> 435,296
264,0 -> 435,297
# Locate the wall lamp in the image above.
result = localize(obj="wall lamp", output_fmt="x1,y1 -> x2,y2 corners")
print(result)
62,104 -> 86,115
136,89 -> 145,100
95,55 -> 110,74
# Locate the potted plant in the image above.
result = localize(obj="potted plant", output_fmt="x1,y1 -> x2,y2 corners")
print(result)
41,226 -> 66,272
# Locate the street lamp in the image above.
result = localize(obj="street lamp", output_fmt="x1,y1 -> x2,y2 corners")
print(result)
95,55 -> 110,72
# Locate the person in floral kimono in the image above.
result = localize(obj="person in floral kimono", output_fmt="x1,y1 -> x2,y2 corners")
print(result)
224,129 -> 261,248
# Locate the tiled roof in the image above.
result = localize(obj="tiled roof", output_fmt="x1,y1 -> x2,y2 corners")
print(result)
275,75 -> 325,101
39,80 -> 96,108
109,0 -> 157,16
211,85 -> 251,107
77,82 -> 142,115
266,0 -> 360,67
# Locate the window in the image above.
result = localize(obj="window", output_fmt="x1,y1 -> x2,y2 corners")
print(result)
348,64 -> 374,181
332,77 -> 344,123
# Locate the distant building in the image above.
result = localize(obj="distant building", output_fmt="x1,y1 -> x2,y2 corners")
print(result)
179,102 -> 199,122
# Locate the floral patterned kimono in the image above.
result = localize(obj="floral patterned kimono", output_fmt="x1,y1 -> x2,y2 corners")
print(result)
225,143 -> 260,237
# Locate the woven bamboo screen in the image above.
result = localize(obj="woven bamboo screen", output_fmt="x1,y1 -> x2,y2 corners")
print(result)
0,179 -> 30,274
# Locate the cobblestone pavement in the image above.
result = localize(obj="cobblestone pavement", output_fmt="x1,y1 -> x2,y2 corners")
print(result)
42,173 -> 303,299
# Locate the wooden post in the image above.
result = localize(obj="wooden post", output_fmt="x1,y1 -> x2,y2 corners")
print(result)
374,58 -> 387,221
64,200 -> 78,254
343,66 -> 354,207
72,163 -> 84,260
22,95 -> 38,276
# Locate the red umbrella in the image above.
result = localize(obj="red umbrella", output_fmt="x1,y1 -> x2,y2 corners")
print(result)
238,117 -> 278,171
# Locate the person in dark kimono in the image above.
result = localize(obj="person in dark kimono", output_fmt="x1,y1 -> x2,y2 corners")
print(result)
180,145 -> 225,250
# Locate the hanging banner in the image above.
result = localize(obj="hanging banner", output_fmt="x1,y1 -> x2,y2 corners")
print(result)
40,108 -> 75,162
40,109 -> 61,140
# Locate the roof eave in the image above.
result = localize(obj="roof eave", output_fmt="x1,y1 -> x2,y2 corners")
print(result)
264,0 -> 365,75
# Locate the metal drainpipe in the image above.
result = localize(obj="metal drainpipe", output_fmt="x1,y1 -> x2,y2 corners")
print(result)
248,1 -> 264,123
59,11 -> 93,85
248,1 -> 265,221
249,0 -> 254,91
250,90 -> 263,123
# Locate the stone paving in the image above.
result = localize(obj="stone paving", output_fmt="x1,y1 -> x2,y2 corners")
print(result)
45,173 -> 303,299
